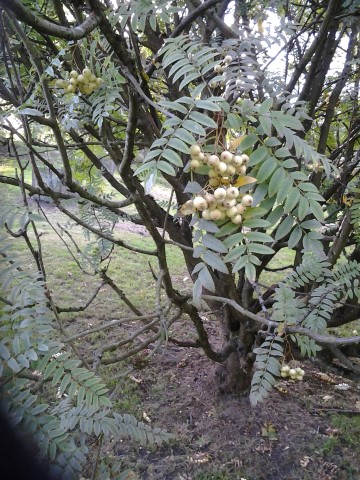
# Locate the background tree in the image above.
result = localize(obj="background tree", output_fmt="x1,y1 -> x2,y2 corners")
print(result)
0,0 -> 360,476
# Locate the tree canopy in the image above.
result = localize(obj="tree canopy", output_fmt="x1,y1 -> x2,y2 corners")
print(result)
0,0 -> 359,477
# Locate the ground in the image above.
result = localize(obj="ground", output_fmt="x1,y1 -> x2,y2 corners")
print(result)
104,339 -> 360,480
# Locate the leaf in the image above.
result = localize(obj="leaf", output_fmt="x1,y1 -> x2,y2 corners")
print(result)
229,135 -> 245,150
202,234 -> 228,253
243,219 -> 271,228
256,157 -> 278,183
161,149 -> 183,167
276,176 -> 292,204
298,196 -> 309,221
182,119 -> 206,136
268,168 -> 286,198
233,176 -> 257,188
309,200 -> 324,222
245,261 -> 256,281
275,215 -> 294,241
167,137 -> 191,154
203,250 -> 228,274
284,187 -> 300,213
259,98 -> 273,114
249,146 -> 268,166
288,226 -> 303,249
198,266 -> 215,292
247,243 -> 275,255
195,99 -> 222,111
189,111 -> 217,128
239,134 -> 258,151
183,181 -> 203,194
17,108 -> 44,116
224,244 -> 246,263
245,232 -> 273,243
179,72 -> 200,90
157,160 -> 176,176
174,128 -> 196,145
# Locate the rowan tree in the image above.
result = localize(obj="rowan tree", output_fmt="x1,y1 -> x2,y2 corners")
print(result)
0,0 -> 359,476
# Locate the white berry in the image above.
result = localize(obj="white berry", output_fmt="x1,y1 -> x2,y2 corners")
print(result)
241,194 -> 253,207
193,196 -> 208,211
214,188 -> 227,200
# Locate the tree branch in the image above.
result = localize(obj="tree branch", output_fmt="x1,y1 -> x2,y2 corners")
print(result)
0,0 -> 100,40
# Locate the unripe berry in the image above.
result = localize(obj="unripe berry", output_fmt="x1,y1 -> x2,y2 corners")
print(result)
55,79 -> 65,88
232,155 -> 243,166
77,74 -> 85,83
219,210 -> 227,220
209,178 -> 220,187
189,144 -> 201,156
240,154 -> 249,165
194,152 -> 205,162
214,64 -> 222,73
281,365 -> 290,373
231,214 -> 242,225
66,84 -> 76,93
241,194 -> 253,207
222,198 -> 237,209
70,70 -> 78,78
208,168 -> 218,178
181,200 -> 195,216
281,372 -> 288,378
69,78 -> 78,85
237,165 -> 247,175
202,209 -> 211,220
226,187 -> 239,199
220,151 -> 233,163
204,193 -> 217,207
193,196 -> 208,211
289,368 -> 297,378
82,68 -> 92,77
216,202 -> 227,211
89,82 -> 97,91
226,206 -> 238,218
90,73 -> 97,82
190,159 -> 201,170
224,55 -> 233,64
210,81 -> 218,89
96,77 -> 104,86
210,209 -> 222,221
221,177 -> 230,185
236,204 -> 246,214
208,155 -> 220,166
215,161 -> 227,174
226,165 -> 236,176
214,188 -> 227,200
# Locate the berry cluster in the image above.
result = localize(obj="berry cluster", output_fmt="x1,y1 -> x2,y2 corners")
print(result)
210,55 -> 232,89
189,145 -> 249,187
55,68 -> 104,95
280,365 -> 305,381
181,144 -> 254,226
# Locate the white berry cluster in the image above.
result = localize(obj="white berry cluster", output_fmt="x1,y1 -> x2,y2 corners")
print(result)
55,68 -> 104,95
210,55 -> 232,89
189,145 -> 249,186
280,365 -> 305,381
181,144 -> 253,225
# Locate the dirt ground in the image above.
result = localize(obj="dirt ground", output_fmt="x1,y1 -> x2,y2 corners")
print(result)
110,343 -> 360,480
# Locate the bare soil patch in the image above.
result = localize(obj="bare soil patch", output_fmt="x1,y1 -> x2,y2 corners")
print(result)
112,346 -> 360,480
